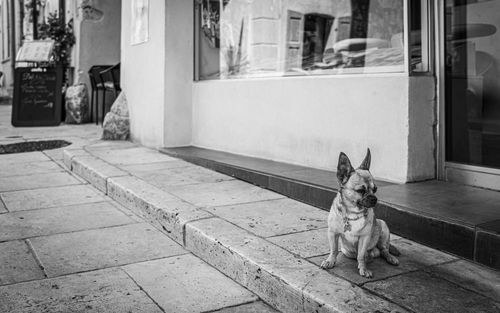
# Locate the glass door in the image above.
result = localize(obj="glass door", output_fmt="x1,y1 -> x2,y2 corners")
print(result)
444,0 -> 500,189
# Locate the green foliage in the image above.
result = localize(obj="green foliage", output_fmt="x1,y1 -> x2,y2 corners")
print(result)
38,12 -> 75,66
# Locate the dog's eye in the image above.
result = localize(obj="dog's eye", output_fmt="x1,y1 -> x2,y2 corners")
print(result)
355,187 -> 366,194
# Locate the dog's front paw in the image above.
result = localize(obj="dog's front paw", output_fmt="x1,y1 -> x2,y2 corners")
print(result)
387,255 -> 399,266
358,267 -> 373,278
320,257 -> 336,269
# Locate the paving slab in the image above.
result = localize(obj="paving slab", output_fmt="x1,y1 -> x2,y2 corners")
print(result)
0,240 -> 45,285
71,155 -> 129,192
208,198 -> 327,237
0,184 -> 106,212
267,228 -> 329,258
0,199 -> 6,213
0,172 -> 82,192
104,175 -> 213,244
107,175 -> 180,211
0,160 -> 64,177
378,181 -> 500,226
133,165 -> 235,187
364,271 -> 500,313
167,180 -> 285,207
0,201 -> 136,241
62,148 -> 92,169
29,223 -> 187,277
308,237 -> 457,285
84,140 -> 138,151
0,151 -> 51,164
0,268 -> 163,313
118,160 -> 193,175
429,260 -> 500,301
209,301 -> 279,313
124,254 -> 258,313
91,146 -> 178,165
185,217 -> 404,313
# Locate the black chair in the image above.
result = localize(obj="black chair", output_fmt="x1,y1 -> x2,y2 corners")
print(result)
88,65 -> 111,124
99,63 -> 121,124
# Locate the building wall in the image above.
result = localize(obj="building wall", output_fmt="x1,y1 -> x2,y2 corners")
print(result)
119,1 -> 436,183
192,74 -> 436,183
121,0 -> 165,147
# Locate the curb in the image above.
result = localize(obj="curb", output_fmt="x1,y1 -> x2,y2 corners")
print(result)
64,149 -> 409,313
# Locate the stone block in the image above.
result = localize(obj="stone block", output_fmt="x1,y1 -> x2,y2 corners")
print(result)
0,202 -> 135,241
107,176 -> 212,244
91,147 -> 178,165
430,260 -> 500,302
65,84 -> 89,124
71,155 -> 129,193
29,223 -> 187,277
364,271 -> 500,312
0,268 -> 164,313
210,301 -> 278,313
63,149 -> 91,169
207,198 -> 327,237
123,254 -> 258,312
134,165 -> 234,188
0,240 -> 45,285
0,185 -> 106,212
185,218 -> 316,313
0,151 -> 50,164
102,92 -> 130,140
267,228 -> 329,258
0,161 -> 63,178
0,172 -> 82,192
166,180 -> 284,208
302,270 -> 409,313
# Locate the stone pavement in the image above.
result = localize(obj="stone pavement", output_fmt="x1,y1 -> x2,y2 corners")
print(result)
0,103 -> 277,313
1,101 -> 500,312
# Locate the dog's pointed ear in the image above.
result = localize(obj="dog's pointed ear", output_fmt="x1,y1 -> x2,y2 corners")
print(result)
359,148 -> 371,170
337,152 -> 354,185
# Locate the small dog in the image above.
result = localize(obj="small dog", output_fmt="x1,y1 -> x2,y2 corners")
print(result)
320,149 -> 399,278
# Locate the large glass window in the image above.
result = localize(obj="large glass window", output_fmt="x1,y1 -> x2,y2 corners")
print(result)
195,0 -> 407,80
445,0 -> 500,169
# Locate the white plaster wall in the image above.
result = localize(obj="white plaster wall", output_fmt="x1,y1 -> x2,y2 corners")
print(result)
192,74 -> 435,183
121,0 -> 165,147
163,0 -> 193,147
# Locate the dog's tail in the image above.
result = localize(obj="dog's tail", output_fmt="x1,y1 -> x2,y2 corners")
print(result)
389,244 -> 401,256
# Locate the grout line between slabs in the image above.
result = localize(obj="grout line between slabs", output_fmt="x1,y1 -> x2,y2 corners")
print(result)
24,239 -> 48,279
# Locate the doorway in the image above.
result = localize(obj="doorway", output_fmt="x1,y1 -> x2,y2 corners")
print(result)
443,0 -> 500,189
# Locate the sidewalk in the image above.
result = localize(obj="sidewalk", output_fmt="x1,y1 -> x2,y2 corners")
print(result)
1,101 -> 500,312
0,103 -> 277,312
63,142 -> 500,312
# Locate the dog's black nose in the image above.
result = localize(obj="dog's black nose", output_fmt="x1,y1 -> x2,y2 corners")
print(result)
359,195 -> 378,208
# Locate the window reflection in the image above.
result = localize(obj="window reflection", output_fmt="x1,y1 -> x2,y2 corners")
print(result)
445,0 -> 500,168
197,0 -> 406,80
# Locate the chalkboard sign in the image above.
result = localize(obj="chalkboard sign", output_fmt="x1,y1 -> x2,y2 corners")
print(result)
12,67 -> 63,126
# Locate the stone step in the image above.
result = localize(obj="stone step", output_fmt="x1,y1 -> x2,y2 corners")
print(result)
63,149 -> 410,313
160,146 -> 500,270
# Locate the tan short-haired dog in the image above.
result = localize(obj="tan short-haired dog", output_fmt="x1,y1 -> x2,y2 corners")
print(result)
320,149 -> 399,278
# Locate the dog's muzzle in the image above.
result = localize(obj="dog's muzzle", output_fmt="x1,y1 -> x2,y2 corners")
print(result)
358,194 -> 378,208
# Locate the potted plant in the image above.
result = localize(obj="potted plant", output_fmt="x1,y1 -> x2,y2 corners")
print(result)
38,12 -> 75,71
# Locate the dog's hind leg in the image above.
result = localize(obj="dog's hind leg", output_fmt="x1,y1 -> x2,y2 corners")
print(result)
321,229 -> 339,269
377,220 -> 399,266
